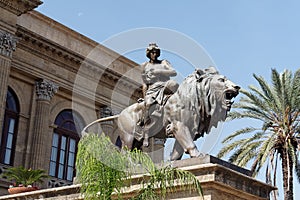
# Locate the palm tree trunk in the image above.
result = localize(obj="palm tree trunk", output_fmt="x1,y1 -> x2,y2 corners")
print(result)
288,152 -> 294,200
281,149 -> 294,200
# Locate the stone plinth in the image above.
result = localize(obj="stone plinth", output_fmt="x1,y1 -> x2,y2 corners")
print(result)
0,155 -> 276,200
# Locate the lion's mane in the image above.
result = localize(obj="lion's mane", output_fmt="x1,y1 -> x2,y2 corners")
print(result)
165,67 -> 227,140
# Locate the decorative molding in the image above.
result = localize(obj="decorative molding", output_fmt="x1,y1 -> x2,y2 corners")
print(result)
0,0 -> 42,16
48,177 -> 73,188
35,79 -> 59,101
100,105 -> 113,118
16,27 -> 142,92
0,30 -> 18,58
16,26 -> 83,66
16,27 -> 142,101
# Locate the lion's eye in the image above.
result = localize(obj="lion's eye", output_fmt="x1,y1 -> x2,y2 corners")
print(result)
218,78 -> 225,82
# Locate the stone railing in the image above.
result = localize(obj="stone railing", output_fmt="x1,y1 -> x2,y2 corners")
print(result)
0,164 -> 10,176
48,177 -> 73,188
0,164 -> 13,184
0,155 -> 276,200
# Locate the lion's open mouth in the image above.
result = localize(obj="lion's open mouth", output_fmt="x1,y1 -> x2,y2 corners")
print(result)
224,89 -> 239,110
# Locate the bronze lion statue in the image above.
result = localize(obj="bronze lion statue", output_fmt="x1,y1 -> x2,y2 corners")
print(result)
82,67 -> 239,161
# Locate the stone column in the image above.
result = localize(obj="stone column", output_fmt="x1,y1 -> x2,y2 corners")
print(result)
30,79 -> 58,170
0,30 -> 18,130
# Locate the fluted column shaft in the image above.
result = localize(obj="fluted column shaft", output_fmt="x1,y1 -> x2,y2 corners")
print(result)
0,30 -> 17,131
30,79 -> 58,170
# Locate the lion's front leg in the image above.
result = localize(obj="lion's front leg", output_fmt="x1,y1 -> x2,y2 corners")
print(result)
171,121 -> 201,158
170,140 -> 184,160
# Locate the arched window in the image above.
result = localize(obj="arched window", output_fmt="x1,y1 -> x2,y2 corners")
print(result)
0,88 -> 20,165
49,110 -> 84,181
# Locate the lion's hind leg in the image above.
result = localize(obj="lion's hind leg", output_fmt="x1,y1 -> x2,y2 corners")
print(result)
171,121 -> 202,158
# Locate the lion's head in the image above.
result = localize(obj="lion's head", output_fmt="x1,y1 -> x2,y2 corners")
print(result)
196,67 -> 240,112
195,67 -> 240,130
169,67 -> 239,137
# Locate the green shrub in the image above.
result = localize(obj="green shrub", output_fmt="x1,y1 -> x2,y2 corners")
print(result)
2,166 -> 49,187
76,133 -> 203,200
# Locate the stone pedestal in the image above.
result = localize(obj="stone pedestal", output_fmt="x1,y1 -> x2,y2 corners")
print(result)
142,137 -> 165,163
168,155 -> 275,200
0,155 -> 276,200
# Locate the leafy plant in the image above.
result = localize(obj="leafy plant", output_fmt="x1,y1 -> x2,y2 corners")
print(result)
76,133 -> 203,200
2,166 -> 49,187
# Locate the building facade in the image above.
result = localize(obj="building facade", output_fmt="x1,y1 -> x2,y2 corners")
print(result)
0,1 -> 276,199
0,0 -> 144,194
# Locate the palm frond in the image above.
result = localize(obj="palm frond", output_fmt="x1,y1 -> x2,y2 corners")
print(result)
221,127 -> 257,143
253,73 -> 280,111
228,132 -> 266,165
291,69 -> 300,107
217,137 -> 254,159
271,69 -> 283,107
227,110 -> 269,121
281,70 -> 293,109
248,84 -> 280,113
235,141 -> 261,167
249,132 -> 277,177
242,87 -> 270,110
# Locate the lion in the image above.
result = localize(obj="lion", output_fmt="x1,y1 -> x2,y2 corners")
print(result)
82,67 -> 240,161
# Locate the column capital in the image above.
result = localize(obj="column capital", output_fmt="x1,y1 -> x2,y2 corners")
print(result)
100,106 -> 113,118
0,30 -> 18,58
36,79 -> 59,101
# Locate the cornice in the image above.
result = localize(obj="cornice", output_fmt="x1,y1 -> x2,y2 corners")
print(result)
15,26 -> 142,99
0,0 -> 42,16
16,25 -> 82,64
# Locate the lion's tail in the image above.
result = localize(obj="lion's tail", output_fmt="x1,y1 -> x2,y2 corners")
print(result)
81,115 -> 119,135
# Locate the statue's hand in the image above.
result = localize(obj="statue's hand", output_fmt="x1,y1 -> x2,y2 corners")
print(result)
146,68 -> 156,79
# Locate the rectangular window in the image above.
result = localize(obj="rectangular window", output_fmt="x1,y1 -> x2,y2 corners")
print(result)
49,161 -> 56,176
52,133 -> 59,147
4,149 -> 11,164
8,119 -> 15,133
50,147 -> 58,161
68,152 -> 74,166
6,133 -> 13,148
58,164 -> 64,179
49,133 -> 60,177
69,139 -> 76,152
59,150 -> 65,164
61,136 -> 66,150
49,115 -> 79,181
67,166 -> 73,181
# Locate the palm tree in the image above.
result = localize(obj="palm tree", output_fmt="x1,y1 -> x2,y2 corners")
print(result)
76,133 -> 203,200
217,69 -> 300,200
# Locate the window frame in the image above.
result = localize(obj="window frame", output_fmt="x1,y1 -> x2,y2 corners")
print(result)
0,88 -> 19,165
49,110 -> 81,181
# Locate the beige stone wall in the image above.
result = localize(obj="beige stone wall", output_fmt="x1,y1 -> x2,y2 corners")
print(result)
0,0 -> 143,192
7,72 -> 35,167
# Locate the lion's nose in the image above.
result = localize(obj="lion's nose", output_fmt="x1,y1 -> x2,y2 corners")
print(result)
234,86 -> 241,90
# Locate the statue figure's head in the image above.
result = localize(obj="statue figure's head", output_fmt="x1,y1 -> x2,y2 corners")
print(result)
146,43 -> 161,59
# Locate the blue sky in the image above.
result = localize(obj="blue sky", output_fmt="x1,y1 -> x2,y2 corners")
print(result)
37,1 -> 300,198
